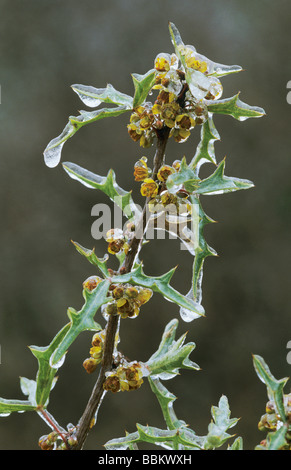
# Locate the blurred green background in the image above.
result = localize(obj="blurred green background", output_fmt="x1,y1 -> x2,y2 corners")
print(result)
0,0 -> 290,450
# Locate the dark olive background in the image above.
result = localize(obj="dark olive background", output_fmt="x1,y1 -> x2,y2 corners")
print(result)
0,0 -> 290,450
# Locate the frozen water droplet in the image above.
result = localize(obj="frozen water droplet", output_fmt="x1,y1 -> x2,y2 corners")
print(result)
49,352 -> 66,369
180,285 -> 203,323
44,141 -> 64,168
44,122 -> 75,168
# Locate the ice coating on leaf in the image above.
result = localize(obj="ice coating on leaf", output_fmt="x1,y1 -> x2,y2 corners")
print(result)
179,286 -> 203,323
44,122 -> 76,168
194,51 -> 242,78
71,83 -> 133,109
49,352 -> 66,370
187,69 -> 212,100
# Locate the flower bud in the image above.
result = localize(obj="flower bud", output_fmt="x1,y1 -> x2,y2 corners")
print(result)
83,357 -> 99,374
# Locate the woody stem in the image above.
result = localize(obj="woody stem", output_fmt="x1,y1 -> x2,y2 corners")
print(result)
73,127 -> 170,450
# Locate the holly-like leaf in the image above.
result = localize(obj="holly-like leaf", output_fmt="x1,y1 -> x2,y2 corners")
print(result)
50,280 -> 110,367
206,93 -> 265,121
71,83 -> 133,109
204,395 -> 239,450
111,265 -> 205,318
145,319 -> 200,379
63,162 -> 140,220
105,423 -> 203,451
179,196 -> 217,323
44,105 -> 129,168
29,323 -> 71,407
253,355 -> 289,423
265,426 -> 288,450
196,159 -> 254,195
131,69 -> 156,108
148,376 -> 186,430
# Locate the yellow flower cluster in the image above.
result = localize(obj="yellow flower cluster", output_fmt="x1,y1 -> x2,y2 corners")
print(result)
127,104 -> 157,148
256,393 -> 291,450
103,361 -> 144,393
83,329 -> 106,374
134,159 -> 191,214
104,283 -> 153,319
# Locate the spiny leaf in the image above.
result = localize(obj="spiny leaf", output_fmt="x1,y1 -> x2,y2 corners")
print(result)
180,196 -> 217,322
266,426 -> 288,450
148,376 -> 186,430
71,83 -> 133,109
253,355 -> 289,423
145,319 -> 200,379
111,265 -> 205,318
63,162 -> 140,220
204,395 -> 239,450
206,93 -> 265,121
105,424 -> 203,451
71,241 -> 109,278
195,159 -> 254,195
44,105 -> 129,168
228,436 -> 243,450
50,280 -> 110,367
131,69 -> 156,108
29,323 -> 71,406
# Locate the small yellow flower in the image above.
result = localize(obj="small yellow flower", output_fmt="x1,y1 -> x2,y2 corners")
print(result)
170,127 -> 191,143
175,113 -> 196,130
157,165 -> 175,182
140,178 -> 159,198
154,55 -> 170,72
103,374 -> 120,393
134,157 -> 151,182
83,357 -> 99,374
135,287 -> 153,306
83,275 -> 103,292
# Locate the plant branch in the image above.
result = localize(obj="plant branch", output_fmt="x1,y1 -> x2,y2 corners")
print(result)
73,126 -> 170,450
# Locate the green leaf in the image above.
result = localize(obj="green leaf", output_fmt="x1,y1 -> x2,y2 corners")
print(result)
111,265 -> 205,318
228,436 -> 243,450
253,355 -> 289,423
71,83 -> 133,109
266,426 -> 288,450
180,196 -> 217,322
166,157 -> 199,194
0,398 -> 36,416
145,319 -> 200,379
72,241 -> 109,278
50,280 -> 110,367
195,159 -> 254,195
168,22 -> 187,69
105,424 -> 203,451
44,105 -> 129,168
206,93 -> 265,121
204,395 -> 239,450
63,162 -> 139,220
190,116 -> 220,171
148,376 -> 186,430
131,69 -> 156,108
29,323 -> 71,406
